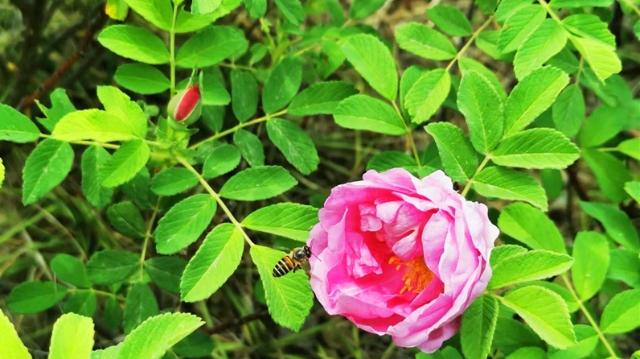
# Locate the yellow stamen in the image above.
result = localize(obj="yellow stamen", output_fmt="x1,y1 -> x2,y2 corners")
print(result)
389,255 -> 434,294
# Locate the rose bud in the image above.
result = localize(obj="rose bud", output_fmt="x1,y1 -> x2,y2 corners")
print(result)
167,83 -> 202,126
307,169 -> 498,353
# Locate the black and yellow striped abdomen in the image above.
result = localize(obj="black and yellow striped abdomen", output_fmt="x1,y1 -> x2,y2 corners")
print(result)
273,256 -> 299,277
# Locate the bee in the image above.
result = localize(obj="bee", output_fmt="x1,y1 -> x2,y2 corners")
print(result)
273,245 -> 312,277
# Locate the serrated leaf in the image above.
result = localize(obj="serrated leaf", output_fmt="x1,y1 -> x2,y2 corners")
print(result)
348,0 -> 385,19
498,202 -> 566,253
490,244 -> 528,268
175,1 -> 243,34
250,245 -> 313,331
107,201 -> 146,238
425,122 -> 477,183
262,57 -> 302,114
81,146 -> 114,208
97,86 -> 146,138
600,289 -> 640,334
494,317 -> 544,355
520,281 -> 579,314
7,281 -> 68,314
571,231 -> 609,301
492,128 -> 579,169
155,194 -> 217,255
115,63 -> 170,95
459,58 -> 508,101
497,5 -> 546,54
460,295 -> 499,359
98,25 -> 169,64
53,110 -> 142,142
404,69 -> 451,124
341,34 -> 398,101
550,0 -> 613,7
230,69 -> 258,122
569,35 -> 620,82
145,256 -> 186,294
104,296 -> 122,331
395,22 -> 456,60
192,0 -> 222,14
618,138 -> 640,160
122,167 -> 155,211
51,253 -> 91,288
49,313 -> 94,359
563,14 -> 615,49
176,26 -> 248,68
552,84 -> 585,137
123,283 -> 159,334
266,119 -> 319,175
582,149 -> 632,203
457,70 -> 504,154
427,4 -> 472,37
150,167 -> 198,196
502,286 -> 576,349
578,105 -> 626,148
507,347 -> 547,359
334,95 -> 406,135
514,19 -> 568,80
504,66 -> 569,136
579,201 -> 639,251
118,313 -> 204,359
274,0 -> 304,25
473,167 -> 548,211
22,139 -> 73,205
87,250 -> 139,285
625,181 -> 640,203
202,144 -> 241,179
244,0 -> 267,18
233,129 -> 264,167
495,0 -> 533,23
243,203 -> 318,241
200,67 -> 230,106
288,81 -> 358,116
63,291 -> 97,318
219,166 -> 297,201
35,89 -> 76,132
99,140 -> 150,188
0,308 -> 31,359
180,224 -> 244,302
366,151 -> 418,174
489,250 -> 573,289
173,331 -> 215,358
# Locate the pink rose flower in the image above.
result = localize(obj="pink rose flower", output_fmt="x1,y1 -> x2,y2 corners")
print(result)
307,169 -> 498,353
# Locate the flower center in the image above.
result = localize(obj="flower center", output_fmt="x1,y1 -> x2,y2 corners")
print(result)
389,255 -> 435,294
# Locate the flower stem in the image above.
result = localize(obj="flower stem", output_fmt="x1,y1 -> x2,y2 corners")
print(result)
169,4 -> 180,96
461,155 -> 491,197
445,15 -> 495,72
139,196 -> 161,279
391,100 -> 421,167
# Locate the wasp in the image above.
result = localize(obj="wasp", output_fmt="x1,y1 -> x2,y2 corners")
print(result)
272,245 -> 312,277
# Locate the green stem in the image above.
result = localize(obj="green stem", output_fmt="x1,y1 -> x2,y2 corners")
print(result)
177,157 -> 255,246
461,155 -> 491,197
40,134 -> 120,149
445,15 -> 495,72
537,0 -> 565,23
139,196 -> 162,279
169,3 -> 180,96
391,101 -> 422,167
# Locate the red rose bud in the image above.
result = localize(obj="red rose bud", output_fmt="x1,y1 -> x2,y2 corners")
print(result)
168,83 -> 202,126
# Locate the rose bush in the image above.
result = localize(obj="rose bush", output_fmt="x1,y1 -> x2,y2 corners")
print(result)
307,169 -> 499,352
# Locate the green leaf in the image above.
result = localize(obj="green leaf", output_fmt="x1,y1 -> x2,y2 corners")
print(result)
81,146 -> 114,208
457,70 -> 504,154
625,181 -> 640,203
582,149 -> 632,203
118,313 -> 204,359
425,122 -> 477,183
202,144 -> 241,179
579,201 -> 639,251
578,105 -> 626,148
262,57 -> 302,114
0,308 -> 31,359
506,347 -> 547,359
490,244 -> 528,268
266,119 -> 319,175
49,313 -> 94,359
495,0 -> 535,23
498,202 -> 566,253
568,35 -> 620,82
53,110 -> 144,143
115,63 -> 170,95
563,14 -> 615,49
230,69 -> 258,122
0,104 -> 40,143
155,194 -> 218,254
51,253 -> 91,288
174,0 -> 243,33
8,281 -> 68,314
395,22 -> 456,60
244,0 -> 267,18
541,168 -> 563,199
404,69 -> 451,124
473,167 -> 548,211
176,26 -> 248,68
489,250 -> 573,289
192,0 -> 222,14
618,138 -> 640,160
180,224 -> 244,302
550,0 -> 613,7
334,95 -> 406,135
571,231 -> 609,301
348,0 -> 385,19
547,324 -> 599,359
98,25 -> 169,64
219,166 -> 297,201
366,151 -> 419,174
505,66 -> 569,136
243,203 -> 318,241
493,128 -> 579,169
145,256 -> 186,294
288,81 -> 358,116
459,58 -> 508,101
514,19 -> 568,80
200,67 -> 230,106
274,0 -> 304,25
0,158 -> 5,189
123,0 -> 172,30
520,281 -> 579,314
22,139 -> 73,205
494,317 -> 544,355
233,129 -> 264,167
600,289 -> 640,334
341,34 -> 398,101
502,286 -> 576,349
427,4 -> 472,37
497,5 -> 546,54
551,84 -> 585,137
150,167 -> 198,196
87,250 -> 139,285
107,201 -> 146,238
173,331 -> 215,359
122,167 -> 155,211
35,89 -> 76,132
460,295 -> 499,359
250,245 -> 313,331
123,283 -> 159,334
99,140 -> 150,188
104,296 -> 122,331
608,249 -> 640,288
63,291 -> 97,318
